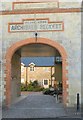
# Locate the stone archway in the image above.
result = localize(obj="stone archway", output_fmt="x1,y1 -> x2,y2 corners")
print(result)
5,37 -> 68,107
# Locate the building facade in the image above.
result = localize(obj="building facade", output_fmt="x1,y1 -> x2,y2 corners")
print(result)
0,0 -> 82,107
21,62 -> 57,88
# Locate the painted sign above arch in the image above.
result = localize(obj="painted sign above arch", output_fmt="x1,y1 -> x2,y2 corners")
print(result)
8,18 -> 64,32
12,1 -> 59,10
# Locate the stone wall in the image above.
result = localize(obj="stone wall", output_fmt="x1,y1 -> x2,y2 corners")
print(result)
27,66 -> 52,87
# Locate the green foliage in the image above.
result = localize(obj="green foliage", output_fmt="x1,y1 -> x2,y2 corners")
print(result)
27,85 -> 34,91
29,80 -> 38,88
21,80 -> 44,92
33,87 -> 44,92
21,83 -> 27,91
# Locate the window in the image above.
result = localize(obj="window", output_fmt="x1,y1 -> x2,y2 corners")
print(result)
44,80 -> 48,85
30,66 -> 34,71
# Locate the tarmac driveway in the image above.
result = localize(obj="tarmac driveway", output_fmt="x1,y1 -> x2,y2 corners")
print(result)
2,92 -> 79,118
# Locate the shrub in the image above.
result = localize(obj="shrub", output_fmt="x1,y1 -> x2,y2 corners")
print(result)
33,87 -> 44,92
21,83 -> 27,91
29,80 -> 38,87
27,85 -> 34,91
21,81 -> 44,92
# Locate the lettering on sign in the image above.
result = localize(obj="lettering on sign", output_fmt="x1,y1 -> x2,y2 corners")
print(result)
8,18 -> 64,32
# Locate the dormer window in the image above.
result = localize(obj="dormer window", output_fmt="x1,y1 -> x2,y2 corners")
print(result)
30,66 -> 34,71
29,62 -> 35,72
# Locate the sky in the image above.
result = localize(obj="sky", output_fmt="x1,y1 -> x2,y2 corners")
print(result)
21,57 -> 55,66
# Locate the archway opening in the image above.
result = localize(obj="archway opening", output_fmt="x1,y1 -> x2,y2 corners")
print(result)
5,38 -> 68,107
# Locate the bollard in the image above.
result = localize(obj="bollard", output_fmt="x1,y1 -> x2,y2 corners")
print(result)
77,93 -> 80,111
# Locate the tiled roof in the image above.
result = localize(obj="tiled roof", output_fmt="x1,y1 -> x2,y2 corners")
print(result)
21,57 -> 55,67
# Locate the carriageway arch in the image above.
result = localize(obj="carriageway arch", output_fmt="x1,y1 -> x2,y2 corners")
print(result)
5,37 -> 68,107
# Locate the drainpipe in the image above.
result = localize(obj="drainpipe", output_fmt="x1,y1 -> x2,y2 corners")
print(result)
25,67 -> 28,89
51,66 -> 52,87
